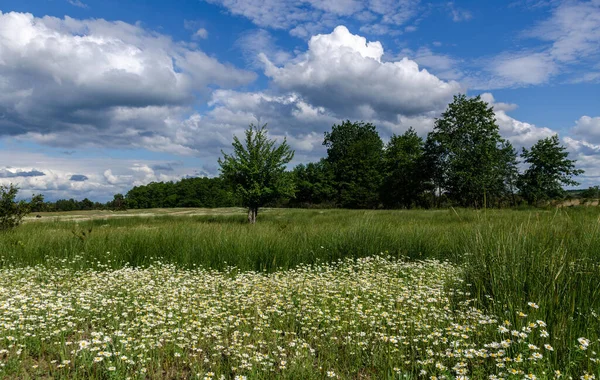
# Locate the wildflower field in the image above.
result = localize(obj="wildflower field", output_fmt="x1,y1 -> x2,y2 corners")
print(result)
0,208 -> 599,379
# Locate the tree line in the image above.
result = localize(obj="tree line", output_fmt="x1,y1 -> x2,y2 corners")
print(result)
131,95 -> 586,214
1,94 -> 590,228
215,94 -> 585,222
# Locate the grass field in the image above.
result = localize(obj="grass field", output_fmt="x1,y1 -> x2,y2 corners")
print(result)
1,207 -> 599,378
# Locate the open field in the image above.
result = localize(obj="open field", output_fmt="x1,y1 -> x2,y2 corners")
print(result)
1,208 -> 599,378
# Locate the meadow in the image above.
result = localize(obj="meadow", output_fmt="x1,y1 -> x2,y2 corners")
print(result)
0,207 -> 599,379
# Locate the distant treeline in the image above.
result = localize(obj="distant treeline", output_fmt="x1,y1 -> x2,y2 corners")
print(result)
126,177 -> 239,209
27,95 -> 597,212
123,95 -> 591,210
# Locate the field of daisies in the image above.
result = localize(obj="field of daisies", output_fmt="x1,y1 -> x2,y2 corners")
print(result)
1,208 -> 599,379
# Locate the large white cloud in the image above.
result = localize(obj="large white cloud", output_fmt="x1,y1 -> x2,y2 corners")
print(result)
261,26 -> 462,120
0,11 -> 255,151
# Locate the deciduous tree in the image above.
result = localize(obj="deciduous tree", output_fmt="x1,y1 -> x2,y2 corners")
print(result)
518,135 -> 583,205
0,184 -> 29,231
323,121 -> 383,209
381,128 -> 429,208
219,124 -> 295,223
425,94 -> 518,207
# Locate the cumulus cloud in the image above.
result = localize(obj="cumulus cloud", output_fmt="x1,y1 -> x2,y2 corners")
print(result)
562,116 -> 600,185
571,116 -> 600,144
0,11 -> 255,152
261,26 -> 462,120
479,93 -> 555,148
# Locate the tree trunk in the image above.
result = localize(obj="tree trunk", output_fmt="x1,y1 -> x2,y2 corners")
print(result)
247,207 -> 258,224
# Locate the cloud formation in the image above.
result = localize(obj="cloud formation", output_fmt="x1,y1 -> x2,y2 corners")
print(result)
485,0 -> 600,87
0,11 -> 255,152
571,116 -> 600,144
0,151 -> 197,201
261,26 -> 462,120
204,0 -> 421,37
0,169 -> 46,178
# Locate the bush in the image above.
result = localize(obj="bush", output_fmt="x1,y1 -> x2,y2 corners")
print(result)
0,184 -> 29,231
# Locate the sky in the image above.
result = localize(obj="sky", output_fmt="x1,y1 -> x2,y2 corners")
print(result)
0,0 -> 599,201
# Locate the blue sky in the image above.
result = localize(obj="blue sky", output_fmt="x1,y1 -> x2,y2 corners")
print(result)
1,0 -> 599,201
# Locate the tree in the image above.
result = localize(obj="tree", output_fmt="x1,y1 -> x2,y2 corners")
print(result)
109,194 -> 128,211
518,135 -> 584,205
425,94 -> 518,207
292,159 -> 336,206
29,194 -> 46,213
0,184 -> 30,231
218,124 -> 295,223
323,120 -> 383,208
581,186 -> 600,200
381,128 -> 429,208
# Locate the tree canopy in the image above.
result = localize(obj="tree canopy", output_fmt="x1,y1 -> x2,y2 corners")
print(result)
381,128 -> 430,209
323,120 -> 383,209
425,94 -> 518,208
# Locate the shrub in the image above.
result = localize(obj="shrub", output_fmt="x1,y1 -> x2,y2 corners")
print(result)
0,184 -> 29,231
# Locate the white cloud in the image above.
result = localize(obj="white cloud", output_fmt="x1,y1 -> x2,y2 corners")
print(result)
0,11 -> 255,152
67,0 -> 88,8
527,0 -> 600,63
194,28 -> 209,39
447,2 -> 473,22
0,150 -> 196,201
571,116 -> 600,144
562,136 -> 600,185
483,0 -> 600,88
490,53 -> 558,86
480,93 -> 555,148
204,0 -> 421,37
236,29 -> 292,68
261,26 -> 462,120
401,46 -> 465,81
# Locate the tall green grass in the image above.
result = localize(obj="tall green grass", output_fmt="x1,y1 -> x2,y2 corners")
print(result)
1,207 -> 600,371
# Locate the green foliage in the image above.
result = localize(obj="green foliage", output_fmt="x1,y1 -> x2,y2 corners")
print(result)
323,120 -> 383,208
126,177 -> 239,209
0,184 -> 29,231
580,185 -> 600,200
381,127 -> 430,208
46,198 -> 105,212
109,193 -> 127,211
518,134 -> 584,205
425,94 -> 519,207
29,193 -> 46,213
291,159 -> 336,207
218,124 -> 295,222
